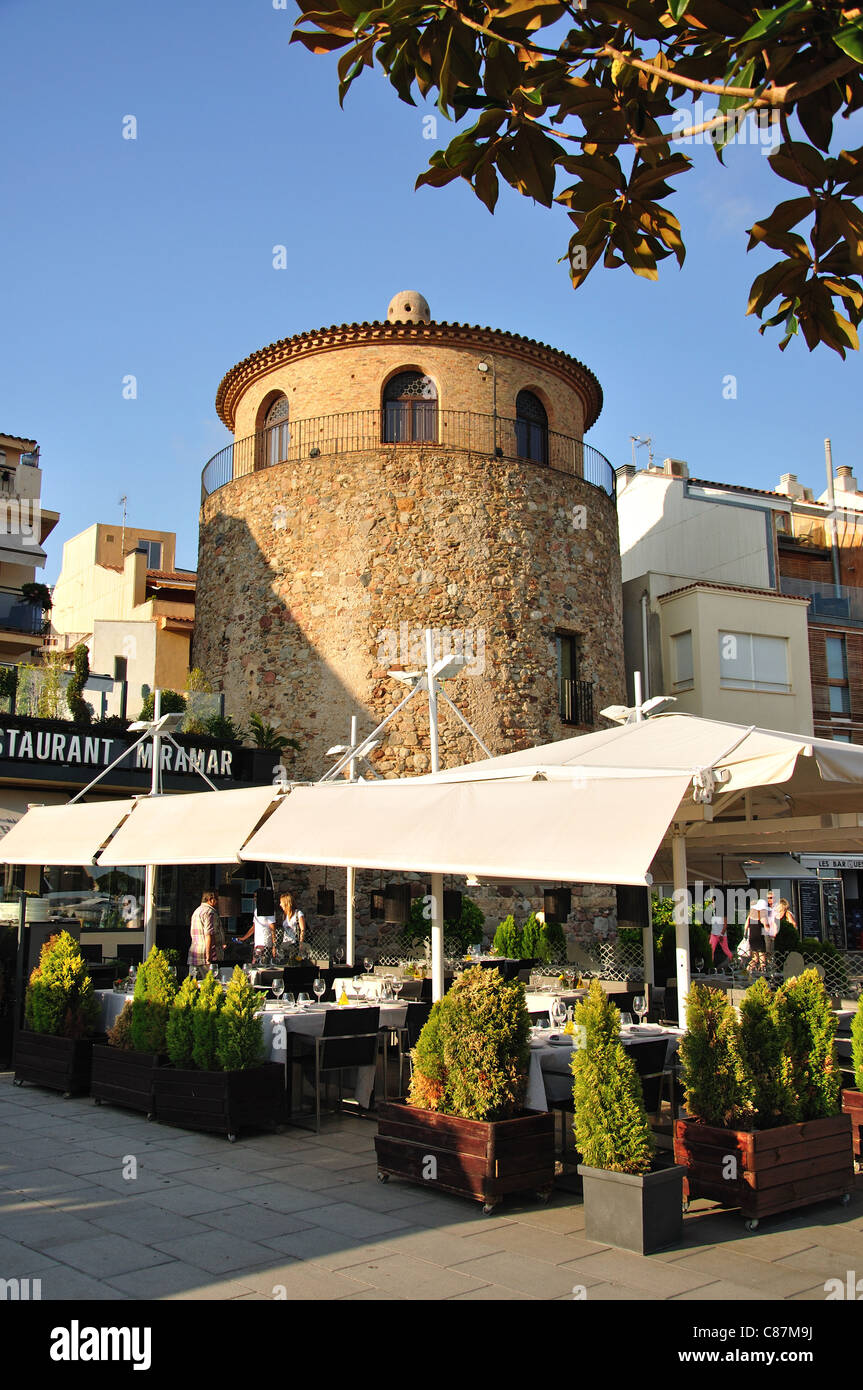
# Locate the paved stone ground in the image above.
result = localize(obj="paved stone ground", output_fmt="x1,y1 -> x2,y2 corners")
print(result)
1,1072 -> 862,1302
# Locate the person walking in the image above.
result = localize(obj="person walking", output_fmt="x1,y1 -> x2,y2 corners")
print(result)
708,911 -> 733,967
238,888 -> 278,962
188,889 -> 225,977
744,898 -> 769,975
764,889 -> 780,965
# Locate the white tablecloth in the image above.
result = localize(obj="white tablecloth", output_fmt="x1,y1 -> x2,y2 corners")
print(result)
523,989 -> 586,1015
526,1024 -> 683,1111
260,1002 -> 408,1109
96,989 -> 132,1032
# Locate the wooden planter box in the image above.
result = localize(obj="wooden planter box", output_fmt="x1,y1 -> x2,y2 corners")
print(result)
674,1115 -> 854,1228
375,1100 -> 555,1213
13,1031 -> 98,1097
152,1062 -> 285,1141
842,1089 -> 863,1164
578,1163 -> 685,1255
91,1045 -> 163,1117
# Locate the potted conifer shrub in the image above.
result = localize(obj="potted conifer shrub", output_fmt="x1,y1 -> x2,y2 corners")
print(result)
841,994 -> 863,1165
573,979 -> 684,1254
91,947 -> 176,1117
674,972 -> 853,1229
153,968 -> 284,1140
14,931 -> 100,1096
375,965 -> 554,1212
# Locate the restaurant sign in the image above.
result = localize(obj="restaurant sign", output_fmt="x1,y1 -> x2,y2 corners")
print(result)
799,855 -> 863,871
0,725 -> 233,778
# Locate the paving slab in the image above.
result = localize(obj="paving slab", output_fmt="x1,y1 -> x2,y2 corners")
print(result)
230,1181 -> 335,1216
303,1200 -> 415,1240
332,1250 -> 492,1299
151,1229 -> 283,1275
458,1220 -> 607,1266
196,1204 -> 315,1242
559,1249 -> 718,1297
668,1247 -> 832,1297
33,1266 -> 132,1300
130,1182 -> 229,1217
233,1259 -> 376,1300
46,1235 -> 170,1279
449,1249 -> 593,1298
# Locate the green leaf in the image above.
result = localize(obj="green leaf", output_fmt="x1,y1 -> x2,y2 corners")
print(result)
667,0 -> 689,19
832,23 -> 863,63
738,0 -> 811,44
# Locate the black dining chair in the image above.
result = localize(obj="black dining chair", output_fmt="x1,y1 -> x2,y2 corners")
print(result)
393,1000 -> 433,1097
293,1006 -> 381,1133
629,1038 -> 677,1123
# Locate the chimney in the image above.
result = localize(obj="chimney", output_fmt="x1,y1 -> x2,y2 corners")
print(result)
776,472 -> 808,500
835,464 -> 859,494
663,457 -> 688,479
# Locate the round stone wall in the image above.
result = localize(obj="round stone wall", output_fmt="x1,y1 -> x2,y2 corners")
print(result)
194,443 -> 624,780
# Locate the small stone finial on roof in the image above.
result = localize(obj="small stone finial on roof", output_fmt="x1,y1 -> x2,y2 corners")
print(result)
387,291 -> 431,325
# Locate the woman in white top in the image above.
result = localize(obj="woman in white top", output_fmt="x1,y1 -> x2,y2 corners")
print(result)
280,892 -> 306,950
238,890 -> 278,961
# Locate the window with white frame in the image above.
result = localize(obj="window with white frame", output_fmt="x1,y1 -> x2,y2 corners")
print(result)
718,631 -> 790,693
137,539 -> 163,570
671,631 -> 694,690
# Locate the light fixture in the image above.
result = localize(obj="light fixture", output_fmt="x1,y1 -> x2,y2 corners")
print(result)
127,711 -> 185,735
477,361 -> 489,374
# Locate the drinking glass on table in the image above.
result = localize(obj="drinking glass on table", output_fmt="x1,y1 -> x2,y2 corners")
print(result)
297,992 -> 311,1009
633,995 -> 647,1025
335,945 -> 344,965
271,976 -> 284,1002
352,976 -> 363,1001
551,998 -> 567,1028
313,977 -> 326,1004
619,1011 -> 633,1026
283,992 -> 296,1009
364,957 -> 373,974
392,977 -> 403,1000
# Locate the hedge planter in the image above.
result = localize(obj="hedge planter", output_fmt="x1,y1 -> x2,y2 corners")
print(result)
577,1163 -> 685,1255
374,1100 -> 555,1213
153,1062 -> 285,1141
674,1116 -> 854,1230
13,1032 -> 99,1097
91,1045 -> 164,1118
842,1090 -> 863,1165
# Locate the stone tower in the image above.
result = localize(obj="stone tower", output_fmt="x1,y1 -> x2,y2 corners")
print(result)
195,292 -> 625,790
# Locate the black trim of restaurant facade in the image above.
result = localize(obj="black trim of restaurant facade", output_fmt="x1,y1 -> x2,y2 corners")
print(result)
0,715 -> 277,973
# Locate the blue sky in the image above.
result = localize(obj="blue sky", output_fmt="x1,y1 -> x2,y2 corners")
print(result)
1,0 -> 861,581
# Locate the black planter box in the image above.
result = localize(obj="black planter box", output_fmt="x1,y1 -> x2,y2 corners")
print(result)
152,1061 -> 285,1140
91,1045 -> 163,1117
13,1031 -> 100,1097
577,1162 -> 685,1254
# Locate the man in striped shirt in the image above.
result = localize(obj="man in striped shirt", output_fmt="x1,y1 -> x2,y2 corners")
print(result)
188,890 -> 225,972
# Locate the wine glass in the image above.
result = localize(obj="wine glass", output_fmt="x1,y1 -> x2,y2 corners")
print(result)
633,995 -> 647,1026
392,977 -> 403,1000
335,945 -> 345,965
363,956 -> 373,975
551,998 -> 567,1029
619,1011 -> 633,1026
284,992 -> 295,1009
313,977 -> 326,1005
271,976 -> 284,1003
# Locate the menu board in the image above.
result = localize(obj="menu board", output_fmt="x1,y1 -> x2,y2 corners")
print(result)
797,879 -> 823,942
820,878 -> 846,950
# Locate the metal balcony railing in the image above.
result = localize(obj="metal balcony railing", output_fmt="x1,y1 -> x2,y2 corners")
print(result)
779,575 -> 863,625
201,409 -> 616,502
559,677 -> 594,726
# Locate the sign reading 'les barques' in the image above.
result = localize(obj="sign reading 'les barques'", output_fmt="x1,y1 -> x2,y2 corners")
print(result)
0,725 -> 234,779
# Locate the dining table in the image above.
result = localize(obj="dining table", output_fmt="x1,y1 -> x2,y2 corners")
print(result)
525,1021 -> 684,1112
258,1000 -> 409,1109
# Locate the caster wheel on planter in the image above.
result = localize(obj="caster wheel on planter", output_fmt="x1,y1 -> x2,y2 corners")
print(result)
146,1112 -> 155,1122
62,1091 -> 72,1100
482,1203 -> 498,1216
377,1171 -> 389,1184
682,1196 -> 691,1213
13,1079 -> 24,1087
744,1218 -> 759,1232
93,1097 -> 102,1106
227,1134 -> 238,1144
840,1193 -> 851,1207
534,1187 -> 552,1205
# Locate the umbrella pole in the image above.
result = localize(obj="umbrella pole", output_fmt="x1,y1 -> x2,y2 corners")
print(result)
672,828 -> 690,1029
430,873 -> 444,1001
346,866 -> 356,970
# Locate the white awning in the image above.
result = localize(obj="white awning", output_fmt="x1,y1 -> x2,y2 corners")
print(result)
97,785 -> 281,866
0,798 -> 138,865
741,854 -> 816,880
239,774 -> 692,885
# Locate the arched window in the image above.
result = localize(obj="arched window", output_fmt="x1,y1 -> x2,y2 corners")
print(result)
382,371 -> 438,444
264,396 -> 290,467
515,389 -> 548,465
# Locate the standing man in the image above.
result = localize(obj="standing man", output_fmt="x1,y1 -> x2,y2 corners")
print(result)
764,889 -> 780,966
188,889 -> 225,977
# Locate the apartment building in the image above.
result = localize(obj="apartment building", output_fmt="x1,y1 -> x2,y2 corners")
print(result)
0,433 -> 59,662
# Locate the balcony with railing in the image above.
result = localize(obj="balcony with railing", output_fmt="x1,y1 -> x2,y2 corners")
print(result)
778,575 -> 863,625
0,589 -> 44,635
201,409 -> 616,501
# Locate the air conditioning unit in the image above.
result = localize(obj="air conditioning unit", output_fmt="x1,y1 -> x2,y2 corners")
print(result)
663,458 -> 689,479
